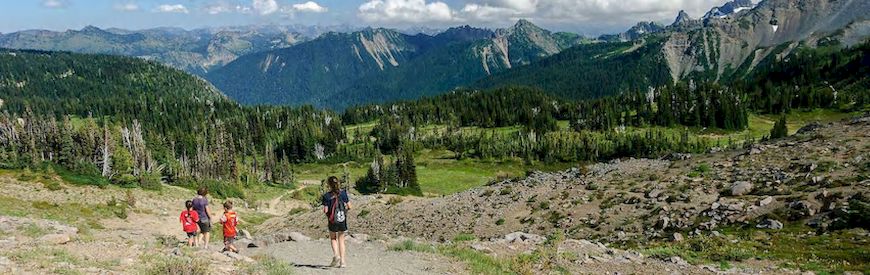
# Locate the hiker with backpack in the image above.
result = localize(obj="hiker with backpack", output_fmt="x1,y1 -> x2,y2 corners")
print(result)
180,200 -> 200,247
322,176 -> 351,268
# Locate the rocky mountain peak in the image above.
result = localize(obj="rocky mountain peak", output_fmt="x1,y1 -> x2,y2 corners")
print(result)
672,10 -> 693,26
703,0 -> 756,19
504,19 -> 548,36
436,25 -> 494,41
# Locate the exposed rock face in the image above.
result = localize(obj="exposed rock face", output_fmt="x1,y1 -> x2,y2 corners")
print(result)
703,0 -> 757,19
661,0 -> 870,81
473,19 -> 580,75
358,30 -> 408,70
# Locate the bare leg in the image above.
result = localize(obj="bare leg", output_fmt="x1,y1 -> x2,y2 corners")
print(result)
338,232 -> 346,266
203,232 -> 210,249
329,232 -> 339,258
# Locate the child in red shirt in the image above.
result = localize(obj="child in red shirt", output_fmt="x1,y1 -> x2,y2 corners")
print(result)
180,200 -> 200,247
220,200 -> 240,253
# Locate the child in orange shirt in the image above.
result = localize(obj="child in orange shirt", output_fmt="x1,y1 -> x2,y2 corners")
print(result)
220,201 -> 239,253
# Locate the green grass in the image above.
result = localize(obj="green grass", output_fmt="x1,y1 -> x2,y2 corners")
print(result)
453,233 -> 478,242
140,253 -> 209,275
240,255 -> 295,275
0,195 -> 119,234
291,186 -> 323,206
739,109 -> 855,139
416,149 -> 571,195
390,240 -> 516,275
244,184 -> 295,205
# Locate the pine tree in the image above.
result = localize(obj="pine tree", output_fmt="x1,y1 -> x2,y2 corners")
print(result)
770,115 -> 788,139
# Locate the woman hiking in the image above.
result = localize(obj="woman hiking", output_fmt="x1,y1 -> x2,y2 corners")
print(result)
322,176 -> 351,268
192,187 -> 215,249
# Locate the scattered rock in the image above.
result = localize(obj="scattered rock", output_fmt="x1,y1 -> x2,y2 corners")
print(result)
796,122 -> 822,134
730,181 -> 753,196
223,251 -> 254,263
672,232 -> 684,242
470,243 -> 494,254
349,233 -> 370,243
646,189 -> 664,199
758,196 -> 775,206
665,153 -> 692,161
789,201 -> 819,217
756,219 -> 783,230
503,232 -> 544,244
240,229 -> 252,240
667,256 -> 689,266
38,233 -> 71,245
287,232 -> 311,242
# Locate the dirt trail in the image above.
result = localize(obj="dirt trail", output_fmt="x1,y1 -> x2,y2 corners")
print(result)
244,239 -> 461,275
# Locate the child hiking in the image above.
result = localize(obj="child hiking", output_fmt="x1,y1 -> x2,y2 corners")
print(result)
220,200 -> 240,253
321,176 -> 351,268
180,200 -> 200,246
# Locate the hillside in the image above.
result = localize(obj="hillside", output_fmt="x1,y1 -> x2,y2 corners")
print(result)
478,0 -> 870,100
0,48 -> 344,195
0,49 -> 228,114
207,20 -> 585,108
0,25 -> 311,75
264,114 -> 870,273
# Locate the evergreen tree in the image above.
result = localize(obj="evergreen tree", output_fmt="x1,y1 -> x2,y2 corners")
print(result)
770,115 -> 789,139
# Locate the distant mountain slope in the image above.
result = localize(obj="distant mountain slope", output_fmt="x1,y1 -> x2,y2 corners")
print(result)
0,48 -> 230,122
477,0 -> 870,100
208,20 -> 585,108
0,25 -> 316,75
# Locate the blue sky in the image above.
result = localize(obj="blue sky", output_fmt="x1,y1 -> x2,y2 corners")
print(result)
1,0 -> 730,35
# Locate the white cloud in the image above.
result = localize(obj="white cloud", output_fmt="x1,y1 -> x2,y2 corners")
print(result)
114,2 -> 139,12
358,0 -> 728,33
292,1 -> 328,13
359,0 -> 454,23
468,0 -> 727,25
155,4 -> 189,14
253,0 -> 279,15
41,0 -> 68,9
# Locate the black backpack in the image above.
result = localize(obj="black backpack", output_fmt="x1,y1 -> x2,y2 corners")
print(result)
328,191 -> 347,224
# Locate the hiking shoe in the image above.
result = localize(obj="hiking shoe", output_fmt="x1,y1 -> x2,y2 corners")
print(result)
339,262 -> 347,268
330,257 -> 340,267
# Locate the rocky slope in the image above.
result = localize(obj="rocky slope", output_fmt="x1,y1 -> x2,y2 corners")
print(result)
662,0 -> 870,82
267,115 -> 869,245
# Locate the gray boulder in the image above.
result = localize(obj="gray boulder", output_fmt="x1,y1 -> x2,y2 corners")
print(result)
287,232 -> 311,242
756,219 -> 783,230
730,181 -> 753,196
504,232 -> 544,244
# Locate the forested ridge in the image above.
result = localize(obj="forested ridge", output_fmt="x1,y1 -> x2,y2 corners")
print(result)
0,49 -> 344,197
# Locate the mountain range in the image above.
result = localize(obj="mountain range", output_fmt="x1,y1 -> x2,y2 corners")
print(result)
0,25 -> 358,75
206,19 -> 588,108
478,0 -> 870,98
0,0 -> 867,110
